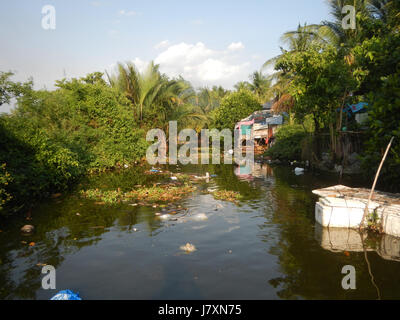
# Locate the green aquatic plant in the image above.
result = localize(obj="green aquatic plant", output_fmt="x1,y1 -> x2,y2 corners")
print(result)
212,190 -> 242,203
81,184 -> 196,205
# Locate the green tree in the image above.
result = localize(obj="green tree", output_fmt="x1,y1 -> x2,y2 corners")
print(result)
275,44 -> 358,156
0,72 -> 33,107
107,61 -> 194,127
212,90 -> 261,131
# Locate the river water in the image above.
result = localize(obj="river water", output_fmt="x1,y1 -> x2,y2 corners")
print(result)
1,163 -> 399,300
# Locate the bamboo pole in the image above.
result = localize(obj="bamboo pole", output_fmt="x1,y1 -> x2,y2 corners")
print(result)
360,136 -> 395,230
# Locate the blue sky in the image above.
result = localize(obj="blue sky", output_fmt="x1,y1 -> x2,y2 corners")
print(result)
0,0 -> 331,101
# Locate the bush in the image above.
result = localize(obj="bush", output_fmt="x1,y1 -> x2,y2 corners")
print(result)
212,89 -> 261,131
0,72 -> 148,214
0,163 -> 12,211
265,124 -> 308,161
360,72 -> 400,191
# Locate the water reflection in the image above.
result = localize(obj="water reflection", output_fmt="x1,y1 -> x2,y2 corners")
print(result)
315,224 -> 400,262
1,163 -> 400,300
234,162 -> 274,181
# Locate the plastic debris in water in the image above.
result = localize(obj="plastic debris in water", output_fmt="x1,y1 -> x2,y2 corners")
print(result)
192,213 -> 208,221
180,243 -> 197,253
20,225 -> 34,234
294,167 -> 305,175
50,290 -> 82,300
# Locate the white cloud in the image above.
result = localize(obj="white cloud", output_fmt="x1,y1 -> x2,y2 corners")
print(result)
152,42 -> 250,88
228,42 -> 245,51
119,10 -> 138,16
131,57 -> 148,73
107,42 -> 250,89
154,40 -> 170,50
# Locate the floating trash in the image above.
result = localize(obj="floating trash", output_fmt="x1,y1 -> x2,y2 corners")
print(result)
21,225 -> 34,234
192,213 -> 208,221
294,167 -> 305,175
50,290 -> 82,300
180,243 -> 197,253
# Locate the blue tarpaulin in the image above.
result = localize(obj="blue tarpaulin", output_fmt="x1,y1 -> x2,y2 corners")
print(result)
338,102 -> 368,118
50,290 -> 82,300
349,102 -> 368,113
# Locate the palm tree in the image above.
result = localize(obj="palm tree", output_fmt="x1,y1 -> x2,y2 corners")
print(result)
313,0 -> 397,48
106,61 -> 194,126
261,23 -> 322,114
188,87 -> 222,131
248,71 -> 272,102
263,23 -> 328,72
234,81 -> 252,91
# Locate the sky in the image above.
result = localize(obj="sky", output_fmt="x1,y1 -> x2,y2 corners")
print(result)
0,0 -> 331,111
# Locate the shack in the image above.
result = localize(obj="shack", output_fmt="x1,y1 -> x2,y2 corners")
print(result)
235,103 -> 284,149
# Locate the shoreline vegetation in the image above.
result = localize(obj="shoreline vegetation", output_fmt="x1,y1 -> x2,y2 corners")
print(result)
1,0 -> 399,217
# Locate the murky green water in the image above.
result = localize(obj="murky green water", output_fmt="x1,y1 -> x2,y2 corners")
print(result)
1,163 -> 399,300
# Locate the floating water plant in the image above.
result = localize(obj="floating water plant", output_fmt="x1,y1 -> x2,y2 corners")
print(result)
212,190 -> 242,203
80,184 -> 196,205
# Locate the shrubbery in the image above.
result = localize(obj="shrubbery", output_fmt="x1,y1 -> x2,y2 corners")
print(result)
211,89 -> 261,131
0,72 -> 148,214
265,124 -> 308,161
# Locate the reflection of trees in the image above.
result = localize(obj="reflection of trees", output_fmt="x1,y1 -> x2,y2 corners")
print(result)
262,167 -> 400,299
212,164 -> 264,200
0,168 -> 165,299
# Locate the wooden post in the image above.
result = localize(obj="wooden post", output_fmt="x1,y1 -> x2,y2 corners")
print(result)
360,137 -> 395,230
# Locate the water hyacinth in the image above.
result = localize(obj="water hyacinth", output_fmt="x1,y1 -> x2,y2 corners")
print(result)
80,184 -> 196,205
212,190 -> 242,203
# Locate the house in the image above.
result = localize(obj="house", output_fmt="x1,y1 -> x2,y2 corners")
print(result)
235,105 -> 285,148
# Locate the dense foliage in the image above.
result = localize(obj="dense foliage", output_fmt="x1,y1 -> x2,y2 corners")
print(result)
1,0 -> 399,213
265,124 -> 308,161
211,90 -> 261,131
0,72 -> 148,214
0,68 -> 242,214
267,0 -> 399,190
355,31 -> 400,189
